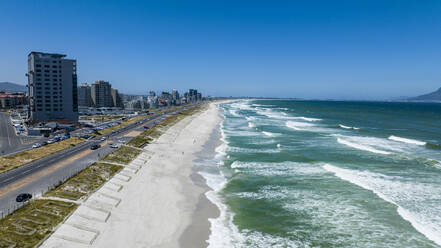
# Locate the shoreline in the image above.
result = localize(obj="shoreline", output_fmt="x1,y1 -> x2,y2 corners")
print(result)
179,119 -> 224,247
40,102 -> 225,248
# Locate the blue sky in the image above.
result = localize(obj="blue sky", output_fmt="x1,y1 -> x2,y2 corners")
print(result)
1,0 -> 440,99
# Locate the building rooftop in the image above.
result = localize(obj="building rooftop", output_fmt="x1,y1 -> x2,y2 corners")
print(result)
28,51 -> 67,58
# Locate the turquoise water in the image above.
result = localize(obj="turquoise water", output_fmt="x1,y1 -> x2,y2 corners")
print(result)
205,100 -> 441,248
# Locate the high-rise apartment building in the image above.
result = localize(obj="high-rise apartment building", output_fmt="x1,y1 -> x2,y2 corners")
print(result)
78,83 -> 92,107
26,52 -> 78,122
111,88 -> 123,108
91,80 -> 113,107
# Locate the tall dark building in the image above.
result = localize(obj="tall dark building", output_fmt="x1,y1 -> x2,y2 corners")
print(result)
26,52 -> 78,122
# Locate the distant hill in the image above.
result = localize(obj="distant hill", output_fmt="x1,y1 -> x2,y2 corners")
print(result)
0,82 -> 27,93
408,87 -> 441,102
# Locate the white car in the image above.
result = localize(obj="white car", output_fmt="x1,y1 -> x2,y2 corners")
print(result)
110,143 -> 120,148
100,137 -> 106,141
32,143 -> 41,148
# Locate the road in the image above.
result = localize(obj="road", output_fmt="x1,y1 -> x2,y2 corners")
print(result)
0,104 -> 199,217
0,112 -> 25,156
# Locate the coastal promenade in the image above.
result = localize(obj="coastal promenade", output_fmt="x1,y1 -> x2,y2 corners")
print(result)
41,103 -> 222,248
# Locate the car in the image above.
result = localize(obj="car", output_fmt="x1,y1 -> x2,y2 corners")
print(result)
90,144 -> 101,150
143,125 -> 149,129
16,193 -> 32,202
100,137 -> 106,141
47,140 -> 55,144
32,143 -> 41,148
110,143 -> 119,148
118,139 -> 125,143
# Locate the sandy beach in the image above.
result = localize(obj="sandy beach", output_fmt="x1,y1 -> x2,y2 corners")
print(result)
41,102 -> 223,248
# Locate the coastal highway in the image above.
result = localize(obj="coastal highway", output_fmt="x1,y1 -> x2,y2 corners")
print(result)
0,104 -> 199,216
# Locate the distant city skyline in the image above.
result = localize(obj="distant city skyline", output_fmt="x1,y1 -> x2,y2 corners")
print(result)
1,1 -> 441,100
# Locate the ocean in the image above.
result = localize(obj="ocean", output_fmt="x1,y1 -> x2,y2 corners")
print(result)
200,99 -> 441,248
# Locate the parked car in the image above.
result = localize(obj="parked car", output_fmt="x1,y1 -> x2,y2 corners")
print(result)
16,193 -> 32,202
110,143 -> 119,148
143,125 -> 149,129
47,140 -> 55,144
90,144 -> 101,150
32,143 -> 41,149
100,137 -> 106,141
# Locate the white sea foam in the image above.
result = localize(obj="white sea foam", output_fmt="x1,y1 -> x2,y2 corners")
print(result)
336,137 -> 391,155
227,146 -> 280,154
229,109 -> 241,117
231,161 -> 325,176
261,131 -> 279,137
339,124 -> 360,130
204,116 -> 245,248
231,101 -> 253,111
256,108 -> 290,119
322,164 -> 441,246
388,135 -> 427,146
285,121 -> 314,131
248,122 -> 255,128
245,116 -> 256,121
293,116 -> 322,122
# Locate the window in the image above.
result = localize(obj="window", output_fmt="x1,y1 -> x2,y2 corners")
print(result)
52,61 -> 57,63
52,65 -> 57,68
36,77 -> 41,81
44,70 -> 49,73
53,79 -> 58,82
36,83 -> 42,86
37,87 -> 42,90
37,73 -> 41,76
44,65 -> 50,68
37,108 -> 42,111
36,64 -> 41,68
36,69 -> 41,72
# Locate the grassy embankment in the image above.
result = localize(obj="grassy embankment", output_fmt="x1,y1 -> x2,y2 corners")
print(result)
127,104 -> 205,148
97,115 -> 147,135
0,137 -> 84,174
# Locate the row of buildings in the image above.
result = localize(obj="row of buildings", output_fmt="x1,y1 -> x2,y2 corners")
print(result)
25,51 -> 203,123
78,81 -> 123,108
